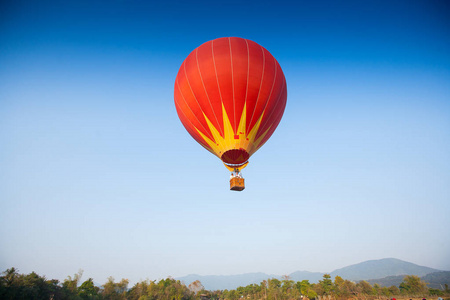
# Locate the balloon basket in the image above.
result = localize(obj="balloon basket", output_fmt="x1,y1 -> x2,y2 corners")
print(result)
230,177 -> 245,191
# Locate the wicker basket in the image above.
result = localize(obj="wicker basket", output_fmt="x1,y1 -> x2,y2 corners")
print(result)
230,177 -> 245,191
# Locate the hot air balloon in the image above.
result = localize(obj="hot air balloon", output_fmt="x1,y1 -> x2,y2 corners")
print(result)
174,37 -> 287,191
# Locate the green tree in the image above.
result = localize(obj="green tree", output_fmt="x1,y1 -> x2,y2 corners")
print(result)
47,279 -> 65,300
78,278 -> 100,299
372,283 -> 381,299
356,280 -> 373,296
267,278 -> 281,300
209,289 -> 222,300
146,278 -> 193,300
261,280 -> 268,299
2,268 -> 19,287
281,275 -> 295,300
428,288 -> 444,296
243,283 -> 261,299
333,276 -> 345,297
295,280 -> 317,299
319,274 -> 333,295
102,277 -> 129,300
399,275 -> 428,296
344,280 -> 358,297
0,268 -> 65,300
127,280 -> 150,300
380,286 -> 390,297
388,285 -> 400,296
0,268 -> 21,299
22,272 -> 52,299
227,289 -> 239,300
334,276 -> 355,298
63,270 -> 84,299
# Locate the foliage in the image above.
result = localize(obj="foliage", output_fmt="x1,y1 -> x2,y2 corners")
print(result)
146,278 -> 193,300
399,275 -> 429,296
357,280 -> 373,295
319,274 -> 334,295
1,267 -> 450,300
296,279 -> 317,299
102,276 -> 129,299
78,278 -> 100,299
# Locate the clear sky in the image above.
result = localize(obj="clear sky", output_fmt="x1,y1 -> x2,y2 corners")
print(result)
1,0 -> 449,285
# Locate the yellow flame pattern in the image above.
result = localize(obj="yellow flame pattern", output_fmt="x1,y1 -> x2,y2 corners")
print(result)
195,103 -> 272,164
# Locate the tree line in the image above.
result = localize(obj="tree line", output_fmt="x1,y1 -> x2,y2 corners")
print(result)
1,268 -> 449,300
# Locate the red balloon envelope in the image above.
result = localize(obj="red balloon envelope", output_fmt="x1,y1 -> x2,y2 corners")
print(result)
174,37 -> 287,174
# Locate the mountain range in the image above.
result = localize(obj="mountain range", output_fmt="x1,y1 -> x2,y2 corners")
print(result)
367,271 -> 450,289
176,258 -> 446,291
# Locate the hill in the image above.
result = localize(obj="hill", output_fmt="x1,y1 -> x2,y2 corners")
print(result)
366,275 -> 406,287
177,272 -> 280,291
366,271 -> 450,289
176,258 -> 443,291
289,271 -> 325,283
421,271 -> 450,289
330,258 -> 440,281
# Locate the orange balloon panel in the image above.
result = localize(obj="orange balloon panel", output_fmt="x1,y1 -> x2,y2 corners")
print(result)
174,37 -> 287,169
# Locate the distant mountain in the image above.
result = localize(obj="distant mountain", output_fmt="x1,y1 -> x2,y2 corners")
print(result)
366,275 -> 406,287
289,271 -> 325,283
176,258 -> 443,291
366,271 -> 450,289
421,271 -> 450,289
177,272 -> 280,291
330,258 -> 440,281
177,271 -> 325,291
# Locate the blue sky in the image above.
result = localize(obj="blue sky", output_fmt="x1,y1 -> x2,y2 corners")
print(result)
1,0 -> 449,285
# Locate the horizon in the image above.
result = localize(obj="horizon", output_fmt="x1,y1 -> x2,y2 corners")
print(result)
1,0 -> 449,287
176,257 -> 447,278
2,257 -> 448,285
2,257 -> 448,288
